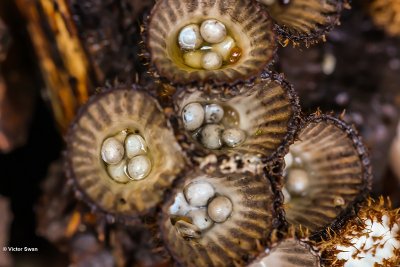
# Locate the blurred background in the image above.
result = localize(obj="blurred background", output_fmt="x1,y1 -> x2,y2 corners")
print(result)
0,0 -> 399,266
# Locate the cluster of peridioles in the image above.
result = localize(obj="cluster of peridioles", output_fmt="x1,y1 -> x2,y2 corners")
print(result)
63,0 -> 399,266
182,102 -> 246,149
101,130 -> 152,182
178,19 -> 242,70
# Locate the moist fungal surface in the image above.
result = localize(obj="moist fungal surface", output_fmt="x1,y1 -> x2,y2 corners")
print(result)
174,73 -> 300,160
161,171 -> 275,267
177,19 -> 242,70
65,88 -> 185,218
101,130 -> 152,183
181,101 -> 246,150
336,215 -> 399,266
169,180 -> 234,236
250,239 -> 321,267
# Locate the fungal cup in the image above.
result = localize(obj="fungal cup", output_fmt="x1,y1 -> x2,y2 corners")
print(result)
65,88 -> 186,219
146,0 -> 276,84
174,73 -> 300,161
161,170 -> 276,266
282,115 -> 372,236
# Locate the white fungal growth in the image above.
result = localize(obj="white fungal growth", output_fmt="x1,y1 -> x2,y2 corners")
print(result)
127,155 -> 152,180
200,19 -> 227,44
125,134 -> 147,158
182,103 -> 205,131
201,51 -> 223,70
207,196 -> 233,223
286,168 -> 309,196
222,128 -> 246,147
336,215 -> 400,267
200,124 -> 224,149
178,24 -> 203,50
205,103 -> 224,124
187,208 -> 214,230
101,137 -> 124,165
184,181 -> 215,207
219,154 -> 263,175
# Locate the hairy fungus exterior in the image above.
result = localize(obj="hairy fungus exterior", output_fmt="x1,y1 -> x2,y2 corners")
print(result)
65,87 -> 186,220
260,0 -> 344,45
281,114 -> 372,237
318,197 -> 400,267
145,0 -> 276,85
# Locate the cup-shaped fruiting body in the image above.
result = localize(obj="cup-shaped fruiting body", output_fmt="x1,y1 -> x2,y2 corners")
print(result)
282,114 -> 372,236
173,72 -> 300,161
65,87 -> 186,219
369,0 -> 400,37
260,0 -> 344,44
161,170 -> 276,266
318,197 -> 400,267
250,238 -> 321,267
145,0 -> 276,85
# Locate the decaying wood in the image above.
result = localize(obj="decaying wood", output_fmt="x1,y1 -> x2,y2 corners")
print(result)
70,0 -> 152,82
15,0 -> 153,132
16,0 -> 94,132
